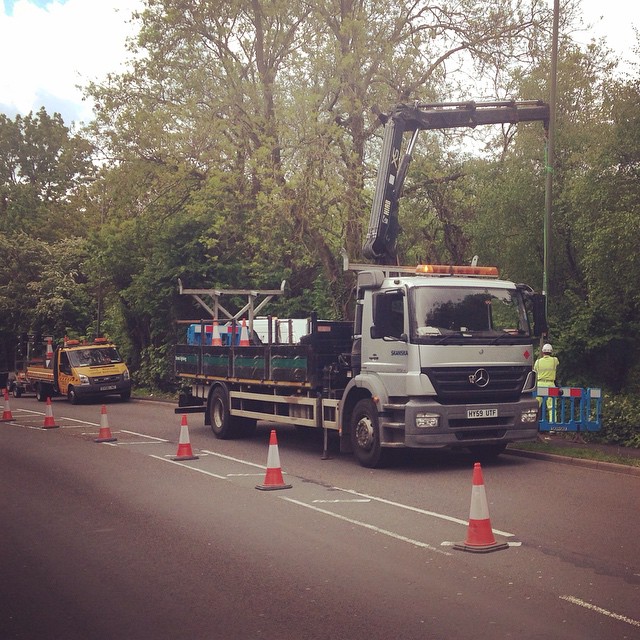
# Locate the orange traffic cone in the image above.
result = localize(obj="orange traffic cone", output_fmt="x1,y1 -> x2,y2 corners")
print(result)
94,405 -> 117,443
239,319 -> 250,347
1,389 -> 14,422
256,429 -> 292,491
172,414 -> 199,461
45,338 -> 54,367
212,320 -> 222,346
454,463 -> 508,553
42,397 -> 59,429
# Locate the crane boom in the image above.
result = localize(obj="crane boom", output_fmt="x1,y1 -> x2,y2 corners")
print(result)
363,100 -> 550,264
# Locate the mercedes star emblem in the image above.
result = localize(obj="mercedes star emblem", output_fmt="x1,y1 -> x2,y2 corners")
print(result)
469,368 -> 490,388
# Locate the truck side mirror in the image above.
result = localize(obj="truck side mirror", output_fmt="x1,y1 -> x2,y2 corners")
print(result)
531,294 -> 548,337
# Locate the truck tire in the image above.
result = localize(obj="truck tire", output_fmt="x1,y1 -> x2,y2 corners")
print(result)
11,383 -> 22,399
208,386 -> 237,439
67,387 -> 79,405
35,383 -> 50,402
350,398 -> 389,468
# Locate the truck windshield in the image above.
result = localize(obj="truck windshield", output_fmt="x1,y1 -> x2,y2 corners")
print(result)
410,286 -> 530,342
68,347 -> 123,367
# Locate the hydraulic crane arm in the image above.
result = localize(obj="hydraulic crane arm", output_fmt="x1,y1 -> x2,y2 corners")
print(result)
362,100 -> 550,264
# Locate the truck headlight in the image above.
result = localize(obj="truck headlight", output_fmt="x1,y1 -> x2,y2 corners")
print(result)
123,370 -> 130,381
79,374 -> 90,385
416,412 -> 439,428
521,408 -> 538,423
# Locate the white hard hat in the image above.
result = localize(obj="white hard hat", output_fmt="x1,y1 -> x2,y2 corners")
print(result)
542,343 -> 553,353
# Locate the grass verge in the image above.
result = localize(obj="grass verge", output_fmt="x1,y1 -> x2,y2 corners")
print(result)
509,441 -> 640,468
131,388 -> 178,403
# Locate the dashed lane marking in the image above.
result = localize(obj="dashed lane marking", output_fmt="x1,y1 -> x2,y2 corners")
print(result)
149,454 -> 228,480
313,499 -> 371,503
201,449 -> 266,470
335,486 -> 515,538
281,496 -> 452,556
560,595 -> 640,628
120,430 -> 169,443
164,448 -> 515,541
226,473 -> 267,477
146,446 -> 515,553
60,416 -> 99,427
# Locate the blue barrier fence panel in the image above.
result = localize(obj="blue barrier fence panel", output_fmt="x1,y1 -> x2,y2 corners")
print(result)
536,387 -> 602,432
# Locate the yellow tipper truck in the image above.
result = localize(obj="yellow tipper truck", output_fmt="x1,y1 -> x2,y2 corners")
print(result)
26,337 -> 131,404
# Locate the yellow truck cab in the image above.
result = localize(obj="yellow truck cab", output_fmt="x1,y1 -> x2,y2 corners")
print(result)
26,337 -> 131,404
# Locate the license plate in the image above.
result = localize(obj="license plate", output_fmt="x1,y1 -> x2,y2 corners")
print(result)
467,408 -> 498,419
100,385 -> 117,391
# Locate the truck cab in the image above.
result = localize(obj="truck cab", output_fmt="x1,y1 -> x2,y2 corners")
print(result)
341,265 -> 545,466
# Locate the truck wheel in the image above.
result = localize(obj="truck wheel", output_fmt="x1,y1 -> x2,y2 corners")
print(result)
35,383 -> 49,402
67,387 -> 79,405
208,386 -> 236,439
12,384 -> 22,399
120,389 -> 131,401
350,398 -> 388,468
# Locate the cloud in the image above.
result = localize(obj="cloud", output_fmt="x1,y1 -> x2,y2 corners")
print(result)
0,0 -> 142,125
1,0 -> 638,127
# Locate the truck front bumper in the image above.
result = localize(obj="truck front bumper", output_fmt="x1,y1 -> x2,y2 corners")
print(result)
381,396 -> 539,448
75,380 -> 132,398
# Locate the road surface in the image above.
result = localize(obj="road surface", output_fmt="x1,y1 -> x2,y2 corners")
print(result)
1,397 -> 638,639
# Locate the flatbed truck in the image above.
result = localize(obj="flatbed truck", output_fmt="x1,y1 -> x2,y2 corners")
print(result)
175,100 -> 550,467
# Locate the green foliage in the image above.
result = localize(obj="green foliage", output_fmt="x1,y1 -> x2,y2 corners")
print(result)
593,393 -> 640,448
0,109 -> 95,240
133,343 -> 178,392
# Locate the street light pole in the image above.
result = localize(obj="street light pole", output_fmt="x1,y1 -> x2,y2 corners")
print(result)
543,0 -> 559,333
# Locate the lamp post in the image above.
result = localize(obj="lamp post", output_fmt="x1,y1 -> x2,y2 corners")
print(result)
543,0 -> 559,331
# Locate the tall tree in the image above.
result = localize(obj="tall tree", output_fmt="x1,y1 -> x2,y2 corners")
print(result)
87,0 -> 552,312
0,109 -> 95,240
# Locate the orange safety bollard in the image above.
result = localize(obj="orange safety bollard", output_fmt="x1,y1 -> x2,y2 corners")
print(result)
454,463 -> 508,553
256,430 -> 292,491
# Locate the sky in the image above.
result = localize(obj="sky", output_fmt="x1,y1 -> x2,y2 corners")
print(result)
0,0 -> 638,127
1,0 -> 143,125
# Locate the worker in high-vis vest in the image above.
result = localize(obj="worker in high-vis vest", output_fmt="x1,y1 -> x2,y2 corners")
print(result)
534,343 -> 560,423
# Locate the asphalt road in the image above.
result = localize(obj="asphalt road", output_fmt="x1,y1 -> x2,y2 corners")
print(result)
1,396 -> 639,639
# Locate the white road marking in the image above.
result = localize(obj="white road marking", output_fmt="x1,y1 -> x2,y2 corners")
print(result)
113,441 -> 165,445
191,449 -> 512,538
312,499 -> 371,503
61,416 -> 99,426
201,449 -> 266,469
120,430 -> 169,442
148,445 -> 509,549
226,473 -> 267,477
9,408 -> 42,416
335,487 -> 515,537
560,595 -> 640,627
281,496 -> 452,556
149,455 -> 228,480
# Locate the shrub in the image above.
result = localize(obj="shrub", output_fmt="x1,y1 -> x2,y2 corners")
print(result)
590,393 -> 640,447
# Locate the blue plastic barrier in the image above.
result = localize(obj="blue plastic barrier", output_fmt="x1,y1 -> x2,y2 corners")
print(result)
187,322 -> 240,346
536,387 -> 602,433
187,324 -> 213,346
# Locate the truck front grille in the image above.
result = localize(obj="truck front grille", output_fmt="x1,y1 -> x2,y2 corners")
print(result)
422,366 -> 529,404
92,374 -> 121,385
